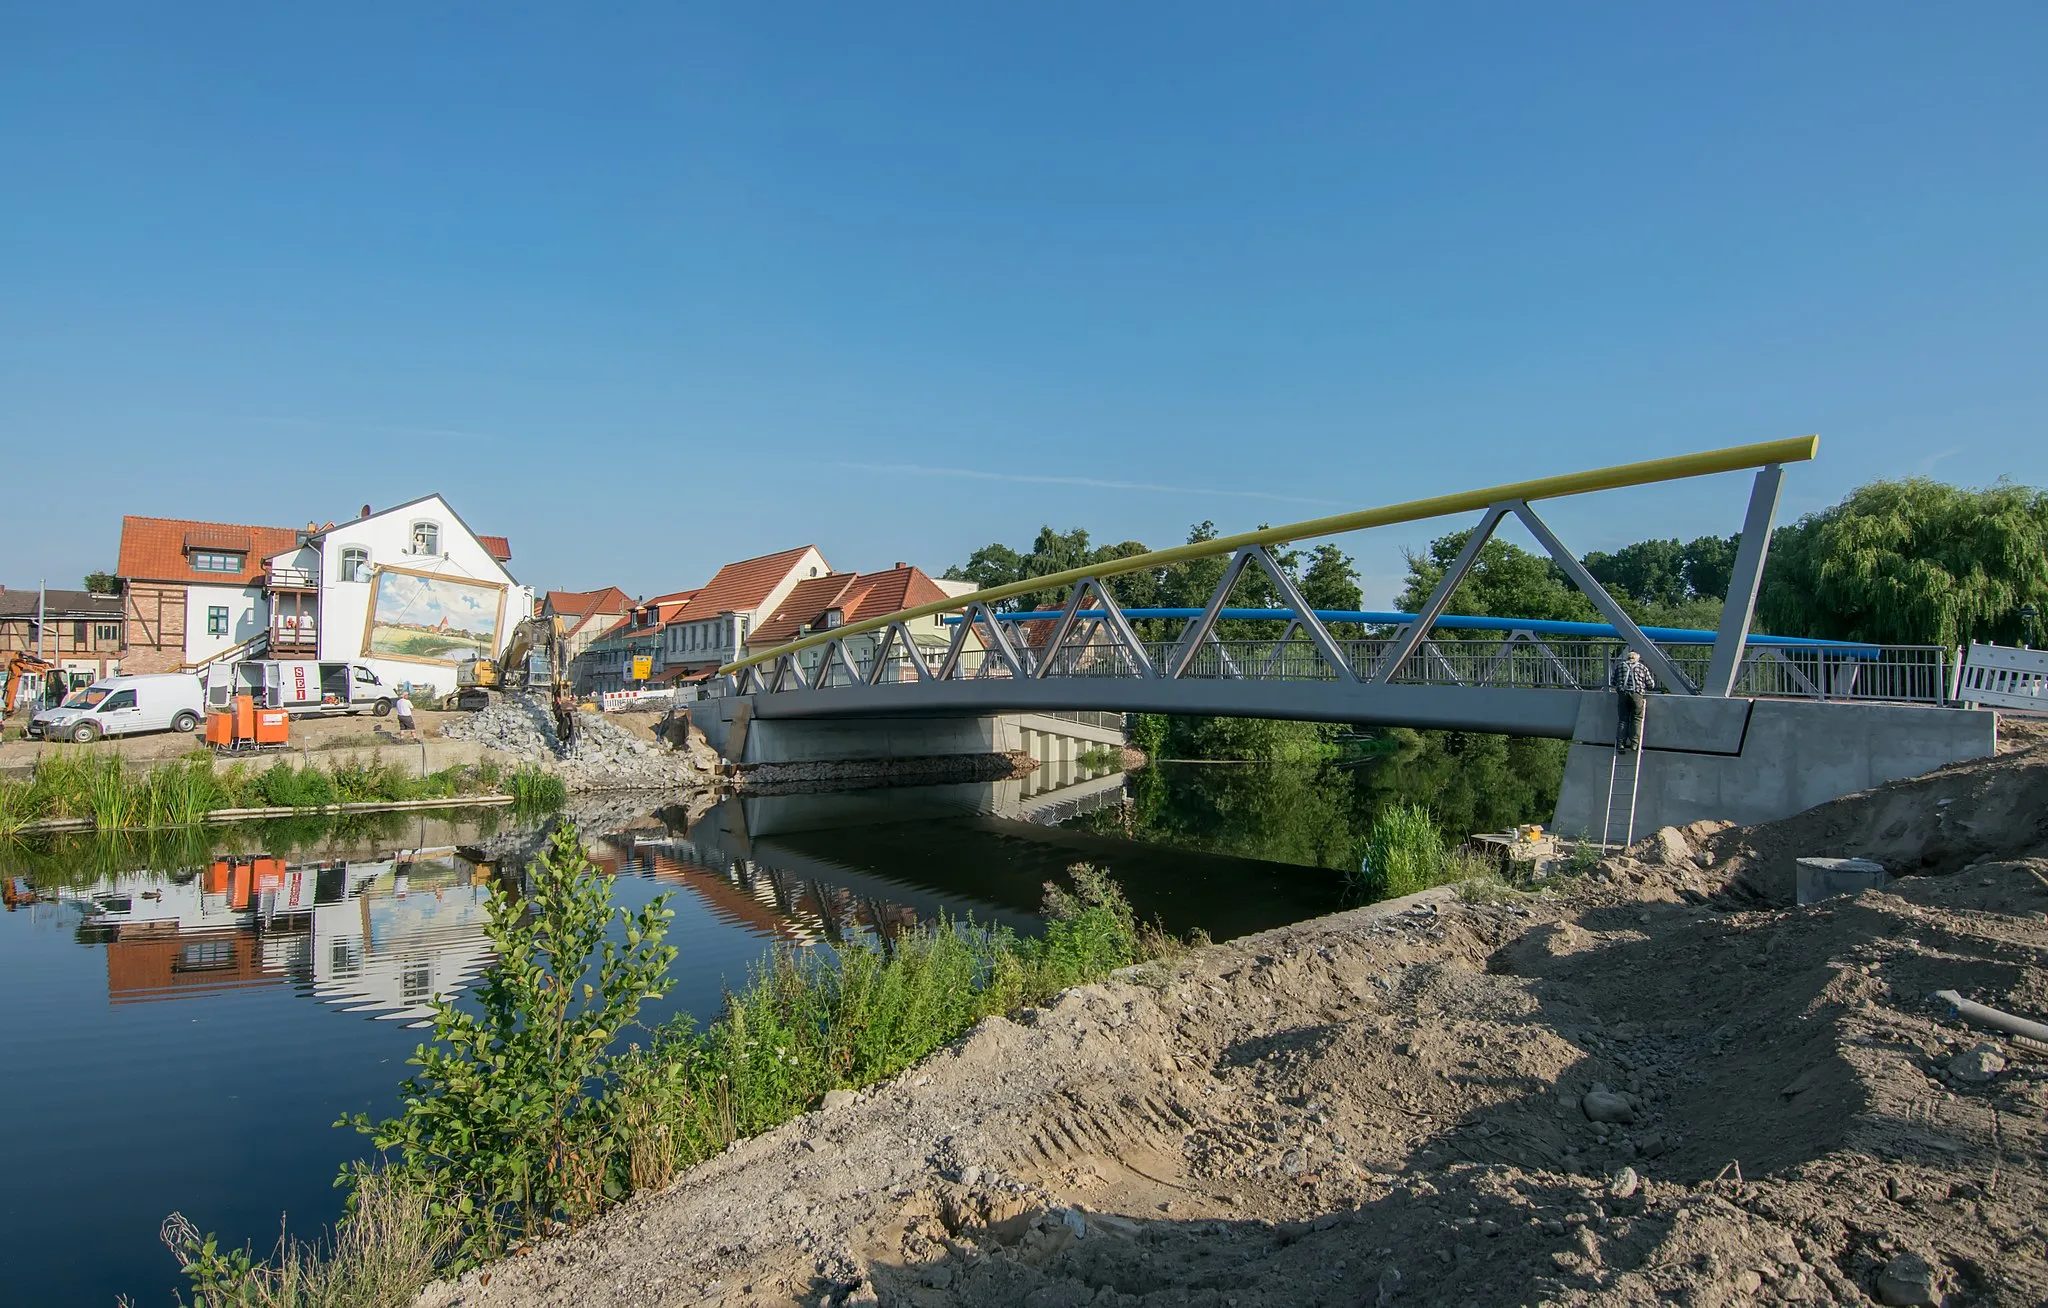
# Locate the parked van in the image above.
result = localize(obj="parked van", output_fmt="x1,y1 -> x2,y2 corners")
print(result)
213,660 -> 397,717
28,674 -> 207,743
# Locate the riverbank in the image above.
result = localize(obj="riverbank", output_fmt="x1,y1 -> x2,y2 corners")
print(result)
422,738 -> 2048,1308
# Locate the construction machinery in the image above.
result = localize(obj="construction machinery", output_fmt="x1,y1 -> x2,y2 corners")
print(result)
4,653 -> 55,719
453,615 -> 577,743
206,694 -> 293,753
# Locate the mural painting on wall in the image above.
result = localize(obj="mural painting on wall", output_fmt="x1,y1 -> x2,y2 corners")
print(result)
361,566 -> 507,665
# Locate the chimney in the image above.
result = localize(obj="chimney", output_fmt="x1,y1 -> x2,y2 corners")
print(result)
359,504 -> 372,519
894,561 -> 908,570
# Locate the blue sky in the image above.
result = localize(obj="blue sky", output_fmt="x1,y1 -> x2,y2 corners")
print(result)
4,4 -> 2043,607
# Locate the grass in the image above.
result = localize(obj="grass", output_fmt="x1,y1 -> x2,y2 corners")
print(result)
1076,745 -> 1124,770
0,750 -> 540,836
174,839 -> 1161,1305
1348,802 -> 1451,902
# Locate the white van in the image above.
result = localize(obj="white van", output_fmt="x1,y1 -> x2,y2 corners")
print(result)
29,674 -> 207,743
213,660 -> 397,718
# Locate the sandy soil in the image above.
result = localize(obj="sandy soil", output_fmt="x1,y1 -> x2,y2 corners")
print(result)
417,735 -> 2048,1308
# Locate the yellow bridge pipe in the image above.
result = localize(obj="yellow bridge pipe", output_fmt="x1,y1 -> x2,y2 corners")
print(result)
723,434 -> 1818,673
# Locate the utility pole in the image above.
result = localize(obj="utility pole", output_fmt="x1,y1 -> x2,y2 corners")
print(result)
37,578 -> 47,660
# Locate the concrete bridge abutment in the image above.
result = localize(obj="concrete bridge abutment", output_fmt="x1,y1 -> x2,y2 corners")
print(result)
687,698 -> 1125,769
1550,696 -> 1997,837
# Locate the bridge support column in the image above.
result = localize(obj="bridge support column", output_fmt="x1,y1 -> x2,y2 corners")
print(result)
1552,697 -> 1996,837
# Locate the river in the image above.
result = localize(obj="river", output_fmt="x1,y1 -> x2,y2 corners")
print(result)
0,752 -> 1556,1305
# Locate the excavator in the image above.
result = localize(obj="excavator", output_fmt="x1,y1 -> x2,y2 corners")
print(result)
453,615 -> 577,743
4,652 -> 55,725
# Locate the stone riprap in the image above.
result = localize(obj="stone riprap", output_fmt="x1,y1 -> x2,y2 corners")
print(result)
439,695 -> 717,793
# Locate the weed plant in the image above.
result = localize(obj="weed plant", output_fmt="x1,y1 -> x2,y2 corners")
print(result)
506,765 -> 567,811
1348,802 -> 1451,901
174,833 -> 1154,1303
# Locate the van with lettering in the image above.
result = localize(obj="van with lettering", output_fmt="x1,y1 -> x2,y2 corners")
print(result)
27,673 -> 207,743
215,660 -> 397,718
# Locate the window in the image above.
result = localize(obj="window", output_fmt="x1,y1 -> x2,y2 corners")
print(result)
207,606 -> 229,637
72,620 -> 88,643
177,940 -> 235,972
340,547 -> 370,582
408,521 -> 440,555
95,623 -> 119,643
191,551 -> 243,573
98,689 -> 137,712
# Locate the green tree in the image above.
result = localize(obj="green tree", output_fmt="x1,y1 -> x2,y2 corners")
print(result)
1756,478 -> 2048,646
1298,543 -> 1363,613
1394,531 -> 1597,622
1680,534 -> 1738,601
83,571 -> 119,595
1582,538 -> 1688,607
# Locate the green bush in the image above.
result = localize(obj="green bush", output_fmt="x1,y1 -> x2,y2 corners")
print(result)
506,765 -> 566,810
1349,802 -> 1450,902
253,761 -> 338,810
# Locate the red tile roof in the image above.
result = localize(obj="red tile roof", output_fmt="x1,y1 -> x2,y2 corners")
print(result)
478,535 -> 513,562
744,565 -> 952,649
117,516 -> 304,586
686,545 -> 825,618
747,574 -> 863,646
545,587 -> 632,618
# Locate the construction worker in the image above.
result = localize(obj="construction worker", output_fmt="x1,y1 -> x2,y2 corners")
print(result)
1610,648 -> 1657,751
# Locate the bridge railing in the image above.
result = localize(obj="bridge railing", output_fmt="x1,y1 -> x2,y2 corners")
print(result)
762,631 -> 1948,704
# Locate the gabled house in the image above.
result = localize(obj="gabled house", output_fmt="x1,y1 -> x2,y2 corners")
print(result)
260,495 -> 527,696
115,516 -> 306,672
743,562 -> 959,680
0,586 -> 126,688
575,590 -> 698,694
542,587 -> 633,665
659,545 -> 831,678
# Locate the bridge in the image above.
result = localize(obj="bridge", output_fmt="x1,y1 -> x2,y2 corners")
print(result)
692,437 -> 1995,838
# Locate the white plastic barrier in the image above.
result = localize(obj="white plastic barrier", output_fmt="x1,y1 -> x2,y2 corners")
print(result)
600,689 -> 678,712
1957,642 -> 2048,713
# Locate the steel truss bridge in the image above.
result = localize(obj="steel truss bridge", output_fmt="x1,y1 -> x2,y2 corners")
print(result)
716,437 -> 1951,741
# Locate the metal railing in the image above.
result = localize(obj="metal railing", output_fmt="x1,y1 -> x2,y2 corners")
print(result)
765,633 -> 1949,705
265,565 -> 318,590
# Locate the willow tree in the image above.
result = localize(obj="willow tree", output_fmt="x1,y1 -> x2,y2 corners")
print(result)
1756,478 -> 2048,647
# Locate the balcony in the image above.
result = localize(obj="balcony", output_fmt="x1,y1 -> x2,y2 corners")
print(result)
266,564 -> 318,591
270,617 -> 318,656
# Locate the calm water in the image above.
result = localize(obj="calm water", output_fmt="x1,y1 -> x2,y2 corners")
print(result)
0,764 -> 1361,1307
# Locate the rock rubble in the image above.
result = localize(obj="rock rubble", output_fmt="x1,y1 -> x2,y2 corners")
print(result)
438,695 -> 717,793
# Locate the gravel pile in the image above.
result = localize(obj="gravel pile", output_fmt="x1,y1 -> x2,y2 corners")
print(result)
439,694 -> 716,793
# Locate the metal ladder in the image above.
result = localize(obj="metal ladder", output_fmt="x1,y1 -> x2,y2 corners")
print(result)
1601,700 -> 1647,851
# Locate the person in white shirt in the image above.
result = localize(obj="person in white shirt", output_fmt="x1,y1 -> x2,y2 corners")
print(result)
395,692 -> 416,741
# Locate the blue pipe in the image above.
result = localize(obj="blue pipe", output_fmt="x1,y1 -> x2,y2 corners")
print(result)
940,607 -> 1880,655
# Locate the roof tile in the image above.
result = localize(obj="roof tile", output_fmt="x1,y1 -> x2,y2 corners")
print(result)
117,516 -> 303,586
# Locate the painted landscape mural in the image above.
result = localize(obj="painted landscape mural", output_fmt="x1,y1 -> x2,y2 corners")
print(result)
362,567 -> 505,664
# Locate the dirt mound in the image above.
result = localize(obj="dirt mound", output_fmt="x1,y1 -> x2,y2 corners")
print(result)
439,695 -> 717,793
422,747 -> 2048,1308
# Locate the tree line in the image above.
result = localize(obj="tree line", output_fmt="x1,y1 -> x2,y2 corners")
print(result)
947,476 -> 2048,649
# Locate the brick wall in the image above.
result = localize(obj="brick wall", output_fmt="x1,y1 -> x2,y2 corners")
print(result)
123,582 -> 188,673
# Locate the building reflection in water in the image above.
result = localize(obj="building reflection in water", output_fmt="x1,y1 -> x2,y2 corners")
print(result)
56,850 -> 499,1026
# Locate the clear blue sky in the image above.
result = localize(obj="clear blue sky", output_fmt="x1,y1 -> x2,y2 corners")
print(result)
4,4 -> 2043,607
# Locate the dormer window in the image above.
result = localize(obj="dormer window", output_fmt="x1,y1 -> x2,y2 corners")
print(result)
340,547 -> 371,582
409,521 -> 441,556
824,609 -> 844,629
191,551 -> 244,574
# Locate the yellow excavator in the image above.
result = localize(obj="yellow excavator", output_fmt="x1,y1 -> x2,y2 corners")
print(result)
454,615 -> 577,743
4,653 -> 55,725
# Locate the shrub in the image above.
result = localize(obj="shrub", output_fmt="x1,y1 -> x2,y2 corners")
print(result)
253,761 -> 337,810
344,826 -> 677,1266
506,765 -> 566,810
1349,803 -> 1450,901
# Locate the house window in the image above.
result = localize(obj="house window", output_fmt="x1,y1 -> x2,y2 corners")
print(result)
191,551 -> 243,573
72,620 -> 88,643
340,547 -> 370,582
408,521 -> 440,556
206,606 -> 229,637
95,623 -> 119,643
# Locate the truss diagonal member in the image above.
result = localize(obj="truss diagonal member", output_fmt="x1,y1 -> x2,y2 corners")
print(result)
1260,620 -> 1302,679
865,623 -> 901,686
890,621 -> 935,683
969,604 -> 1027,679
1243,545 -> 1358,682
1761,646 -> 1822,699
1702,464 -> 1785,697
935,608 -> 978,681
1209,631 -> 1243,680
1529,634 -> 1581,688
1421,638 -> 1463,686
1166,549 -> 1259,679
1510,500 -> 1698,695
1032,576 -> 1105,679
1090,587 -> 1158,679
1473,631 -> 1527,688
1370,503 -> 1511,684
823,639 -> 864,688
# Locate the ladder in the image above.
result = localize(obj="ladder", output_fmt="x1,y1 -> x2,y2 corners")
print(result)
1601,700 -> 1647,851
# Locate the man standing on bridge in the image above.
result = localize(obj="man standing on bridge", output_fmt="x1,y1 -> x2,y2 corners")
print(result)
1610,648 -> 1656,751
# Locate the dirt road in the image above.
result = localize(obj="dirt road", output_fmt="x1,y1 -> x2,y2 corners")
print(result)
426,742 -> 2048,1308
